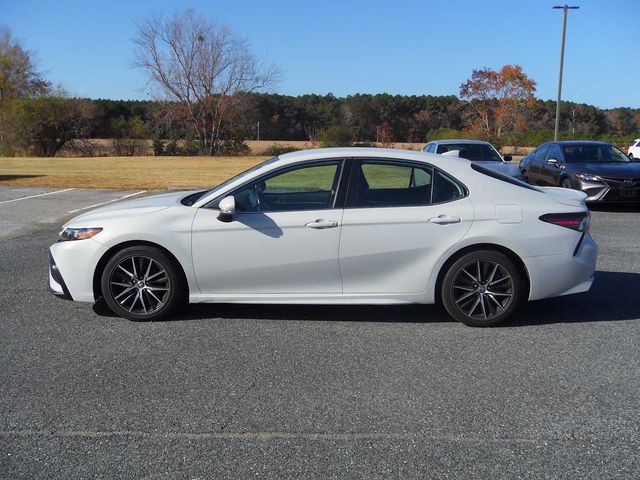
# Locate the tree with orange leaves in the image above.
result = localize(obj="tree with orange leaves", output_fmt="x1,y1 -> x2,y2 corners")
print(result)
460,65 -> 536,145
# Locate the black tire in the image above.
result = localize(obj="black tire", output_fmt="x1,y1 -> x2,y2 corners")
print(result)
441,250 -> 525,327
100,246 -> 185,321
521,171 -> 530,184
629,153 -> 634,160
561,178 -> 572,189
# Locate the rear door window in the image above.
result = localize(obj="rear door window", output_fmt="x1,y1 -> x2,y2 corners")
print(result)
353,160 -> 467,208
356,161 -> 433,208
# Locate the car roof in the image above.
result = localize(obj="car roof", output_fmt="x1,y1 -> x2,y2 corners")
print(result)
277,147 -> 455,165
427,139 -> 492,146
552,140 -> 613,146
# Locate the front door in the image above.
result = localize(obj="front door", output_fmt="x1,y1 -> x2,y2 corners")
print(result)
191,161 -> 346,295
540,144 -> 564,186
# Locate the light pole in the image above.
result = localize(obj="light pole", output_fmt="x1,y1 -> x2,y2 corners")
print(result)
553,5 -> 579,141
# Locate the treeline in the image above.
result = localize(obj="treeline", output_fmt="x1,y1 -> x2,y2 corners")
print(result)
88,93 -> 640,148
3,93 -> 639,157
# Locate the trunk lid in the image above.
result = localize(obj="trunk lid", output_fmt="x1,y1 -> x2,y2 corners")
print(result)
540,187 -> 587,207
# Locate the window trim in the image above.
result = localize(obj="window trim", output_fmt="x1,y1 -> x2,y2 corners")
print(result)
204,158 -> 349,212
345,157 -> 468,209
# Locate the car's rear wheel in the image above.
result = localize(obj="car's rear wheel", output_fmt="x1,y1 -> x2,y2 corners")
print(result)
629,153 -> 634,159
521,171 -> 529,183
100,246 -> 184,321
441,250 -> 525,327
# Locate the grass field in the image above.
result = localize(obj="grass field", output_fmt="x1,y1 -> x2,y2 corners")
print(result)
0,152 -> 525,190
0,156 -> 270,190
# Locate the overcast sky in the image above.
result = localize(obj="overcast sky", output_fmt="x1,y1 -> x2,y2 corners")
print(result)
2,0 -> 638,108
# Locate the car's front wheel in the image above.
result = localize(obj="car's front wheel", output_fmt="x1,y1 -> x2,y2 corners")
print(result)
100,246 -> 185,321
441,250 -> 525,327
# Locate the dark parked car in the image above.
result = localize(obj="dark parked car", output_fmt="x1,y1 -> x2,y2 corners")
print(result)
519,141 -> 640,202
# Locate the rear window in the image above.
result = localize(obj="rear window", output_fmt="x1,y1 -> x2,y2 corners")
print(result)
471,163 -> 542,192
436,143 -> 503,162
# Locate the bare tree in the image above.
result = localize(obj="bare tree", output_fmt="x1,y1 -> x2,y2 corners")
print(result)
133,10 -> 278,155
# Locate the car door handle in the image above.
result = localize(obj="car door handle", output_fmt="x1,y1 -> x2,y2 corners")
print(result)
305,219 -> 339,229
429,215 -> 461,225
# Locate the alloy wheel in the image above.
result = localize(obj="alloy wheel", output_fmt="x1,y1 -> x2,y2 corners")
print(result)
451,260 -> 514,321
108,256 -> 171,315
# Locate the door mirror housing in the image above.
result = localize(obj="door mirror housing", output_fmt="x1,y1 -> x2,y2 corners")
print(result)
503,154 -> 513,162
217,196 -> 236,222
547,158 -> 559,167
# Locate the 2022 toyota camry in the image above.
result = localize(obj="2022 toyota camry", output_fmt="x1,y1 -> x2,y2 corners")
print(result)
49,148 -> 597,327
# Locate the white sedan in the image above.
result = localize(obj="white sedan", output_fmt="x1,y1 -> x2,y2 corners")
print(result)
49,148 -> 597,327
628,139 -> 640,160
423,139 -> 521,178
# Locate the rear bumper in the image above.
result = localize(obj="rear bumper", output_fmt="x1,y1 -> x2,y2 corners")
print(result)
525,233 -> 598,300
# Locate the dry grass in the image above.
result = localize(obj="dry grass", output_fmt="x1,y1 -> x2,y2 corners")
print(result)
0,156 -> 269,190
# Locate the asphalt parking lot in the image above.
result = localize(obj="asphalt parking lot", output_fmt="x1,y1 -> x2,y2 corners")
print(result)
1,186 -> 640,479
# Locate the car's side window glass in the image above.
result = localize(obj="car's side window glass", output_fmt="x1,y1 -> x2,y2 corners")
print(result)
234,162 -> 341,213
355,161 -> 433,208
535,144 -> 550,160
547,145 -> 562,161
432,169 -> 465,204
426,144 -> 436,153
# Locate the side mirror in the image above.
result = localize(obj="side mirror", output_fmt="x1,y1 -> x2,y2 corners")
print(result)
217,196 -> 236,222
503,154 -> 513,162
547,158 -> 559,167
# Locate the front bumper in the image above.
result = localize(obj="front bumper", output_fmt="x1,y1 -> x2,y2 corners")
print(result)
576,178 -> 640,202
48,252 -> 73,300
48,238 -> 109,303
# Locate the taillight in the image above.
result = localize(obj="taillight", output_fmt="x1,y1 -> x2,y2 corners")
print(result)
539,212 -> 590,232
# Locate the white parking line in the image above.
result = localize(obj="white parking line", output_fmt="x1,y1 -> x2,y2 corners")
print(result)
0,188 -> 76,205
67,190 -> 147,214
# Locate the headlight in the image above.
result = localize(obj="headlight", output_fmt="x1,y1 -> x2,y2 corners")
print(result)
574,173 -> 601,182
59,227 -> 103,241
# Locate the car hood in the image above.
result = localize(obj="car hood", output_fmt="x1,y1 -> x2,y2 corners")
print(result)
66,190 -> 197,226
567,162 -> 640,178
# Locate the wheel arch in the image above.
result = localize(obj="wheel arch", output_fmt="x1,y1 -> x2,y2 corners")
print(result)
434,243 -> 531,304
93,240 -> 189,301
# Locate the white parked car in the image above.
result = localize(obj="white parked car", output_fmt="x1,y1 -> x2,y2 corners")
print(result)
423,139 -> 521,178
49,148 -> 597,327
628,139 -> 640,159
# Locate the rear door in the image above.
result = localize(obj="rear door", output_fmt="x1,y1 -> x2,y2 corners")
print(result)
339,159 -> 474,294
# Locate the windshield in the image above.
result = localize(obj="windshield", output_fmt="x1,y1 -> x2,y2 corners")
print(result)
563,144 -> 630,163
436,143 -> 503,162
